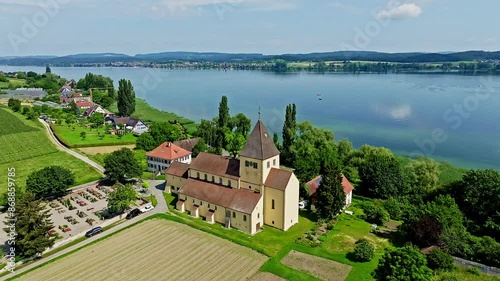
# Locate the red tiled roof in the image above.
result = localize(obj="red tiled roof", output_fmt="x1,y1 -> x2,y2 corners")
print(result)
306,175 -> 354,196
190,152 -> 240,179
165,161 -> 190,177
342,175 -> 355,194
147,142 -> 191,160
265,168 -> 293,191
76,101 -> 91,107
179,178 -> 262,214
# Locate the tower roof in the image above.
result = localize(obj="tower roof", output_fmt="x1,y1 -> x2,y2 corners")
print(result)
240,120 -> 280,160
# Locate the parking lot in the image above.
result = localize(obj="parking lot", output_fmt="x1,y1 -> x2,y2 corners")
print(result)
0,182 -> 153,252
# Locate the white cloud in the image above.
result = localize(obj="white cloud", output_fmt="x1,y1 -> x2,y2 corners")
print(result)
377,3 -> 422,20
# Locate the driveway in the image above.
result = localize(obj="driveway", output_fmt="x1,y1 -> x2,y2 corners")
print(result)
39,119 -> 105,175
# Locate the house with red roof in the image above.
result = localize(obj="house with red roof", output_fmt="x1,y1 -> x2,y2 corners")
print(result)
75,101 -> 92,109
164,120 -> 300,235
306,174 -> 354,208
146,142 -> 192,174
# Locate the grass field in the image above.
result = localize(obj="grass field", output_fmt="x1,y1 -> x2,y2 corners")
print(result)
0,108 -> 102,194
110,98 -> 198,134
0,78 -> 26,89
52,124 -> 137,147
14,219 -> 267,281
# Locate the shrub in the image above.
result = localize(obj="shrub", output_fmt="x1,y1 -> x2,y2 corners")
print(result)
353,239 -> 375,262
465,266 -> 481,276
326,222 -> 335,230
427,248 -> 454,271
363,204 -> 390,225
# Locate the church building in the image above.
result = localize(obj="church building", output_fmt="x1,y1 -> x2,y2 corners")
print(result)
165,120 -> 300,234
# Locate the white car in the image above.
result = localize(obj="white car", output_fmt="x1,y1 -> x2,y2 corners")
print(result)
299,201 -> 308,209
139,204 -> 154,213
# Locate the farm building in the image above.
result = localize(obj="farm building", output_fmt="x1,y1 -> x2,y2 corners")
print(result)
165,120 -> 300,235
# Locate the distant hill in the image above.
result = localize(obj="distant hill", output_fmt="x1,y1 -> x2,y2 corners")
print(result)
1,50 -> 499,66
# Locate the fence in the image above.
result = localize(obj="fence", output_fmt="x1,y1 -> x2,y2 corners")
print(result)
453,256 -> 500,277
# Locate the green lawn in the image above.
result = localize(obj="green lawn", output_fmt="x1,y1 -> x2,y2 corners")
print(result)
0,108 -> 102,195
52,124 -> 137,147
110,98 -> 198,135
0,78 -> 27,89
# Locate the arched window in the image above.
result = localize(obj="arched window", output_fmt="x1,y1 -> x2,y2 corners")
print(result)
272,199 -> 275,210
243,215 -> 247,222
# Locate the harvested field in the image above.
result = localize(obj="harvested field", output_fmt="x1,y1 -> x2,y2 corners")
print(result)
78,145 -> 136,155
281,250 -> 352,281
16,219 -> 267,281
249,272 -> 286,281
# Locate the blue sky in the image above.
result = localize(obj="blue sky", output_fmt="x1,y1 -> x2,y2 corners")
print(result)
0,0 -> 498,56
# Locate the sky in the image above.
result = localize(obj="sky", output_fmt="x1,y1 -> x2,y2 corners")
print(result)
0,0 -> 498,56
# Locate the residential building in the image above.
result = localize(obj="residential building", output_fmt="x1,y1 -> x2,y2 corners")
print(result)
84,104 -> 109,117
165,120 -> 300,235
75,101 -> 92,109
306,174 -> 355,208
147,142 -> 192,173
110,117 -> 148,135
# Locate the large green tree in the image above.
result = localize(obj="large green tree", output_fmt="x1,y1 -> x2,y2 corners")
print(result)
88,113 -> 105,126
117,79 -> 136,117
197,119 -> 217,147
315,157 -> 346,220
4,193 -> 55,258
215,96 -> 230,152
192,138 -> 208,157
358,152 -> 404,198
282,103 -> 296,166
135,132 -> 157,151
451,169 -> 500,239
149,122 -> 184,144
404,157 -> 440,196
230,113 -> 251,136
104,148 -> 142,183
26,166 -> 75,199
225,131 -> 246,158
107,184 -> 137,213
77,73 -> 114,90
373,245 -> 433,281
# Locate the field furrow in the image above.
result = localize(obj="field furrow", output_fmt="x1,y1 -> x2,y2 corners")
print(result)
17,219 -> 267,281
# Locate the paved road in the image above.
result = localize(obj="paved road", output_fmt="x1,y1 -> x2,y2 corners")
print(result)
2,179 -> 169,280
39,119 -> 105,175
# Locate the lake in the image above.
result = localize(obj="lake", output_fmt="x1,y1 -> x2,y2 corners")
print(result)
2,66 -> 500,170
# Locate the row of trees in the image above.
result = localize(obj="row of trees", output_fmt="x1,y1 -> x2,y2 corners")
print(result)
196,96 -> 251,156
272,103 -> 500,269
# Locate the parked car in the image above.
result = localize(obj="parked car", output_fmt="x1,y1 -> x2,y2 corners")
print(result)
126,208 -> 141,219
85,226 -> 103,237
139,204 -> 154,213
299,201 -> 308,209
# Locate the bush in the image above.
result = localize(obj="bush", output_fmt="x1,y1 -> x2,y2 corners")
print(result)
363,204 -> 390,225
427,248 -> 454,271
465,266 -> 481,276
326,222 -> 335,230
353,239 -> 375,262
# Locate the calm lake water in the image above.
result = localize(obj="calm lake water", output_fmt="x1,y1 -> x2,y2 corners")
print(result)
2,66 -> 500,170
